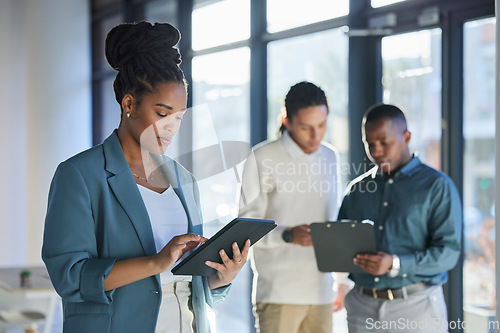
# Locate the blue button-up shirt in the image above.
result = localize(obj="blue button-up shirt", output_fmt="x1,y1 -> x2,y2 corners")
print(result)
337,156 -> 462,289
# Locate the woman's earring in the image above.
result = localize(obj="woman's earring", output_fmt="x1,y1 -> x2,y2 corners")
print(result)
126,112 -> 131,118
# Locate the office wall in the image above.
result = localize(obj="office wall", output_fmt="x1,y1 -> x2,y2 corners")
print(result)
0,0 -> 91,266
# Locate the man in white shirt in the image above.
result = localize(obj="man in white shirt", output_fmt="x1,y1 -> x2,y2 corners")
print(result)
239,81 -> 349,333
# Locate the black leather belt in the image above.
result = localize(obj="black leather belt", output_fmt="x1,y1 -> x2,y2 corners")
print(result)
356,282 -> 430,301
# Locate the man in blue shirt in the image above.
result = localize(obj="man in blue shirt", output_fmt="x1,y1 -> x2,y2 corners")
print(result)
338,104 -> 462,333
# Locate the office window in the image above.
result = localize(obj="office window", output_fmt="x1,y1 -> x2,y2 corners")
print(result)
92,15 -> 124,73
381,29 -> 442,170
92,0 -> 121,11
267,28 -> 349,186
463,17 -> 496,331
266,0 -> 349,33
145,0 -> 177,25
192,0 -> 250,51
191,47 -> 251,333
371,0 -> 408,8
192,47 -> 250,146
191,47 -> 250,225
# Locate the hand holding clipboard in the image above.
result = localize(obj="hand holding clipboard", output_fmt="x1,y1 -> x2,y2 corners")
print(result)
310,220 -> 378,274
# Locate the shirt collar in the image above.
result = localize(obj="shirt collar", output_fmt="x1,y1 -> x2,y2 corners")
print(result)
280,130 -> 321,159
375,154 -> 421,179
399,154 -> 421,176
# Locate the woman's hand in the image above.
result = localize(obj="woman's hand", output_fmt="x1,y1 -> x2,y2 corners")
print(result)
206,239 -> 251,290
104,233 -> 207,291
153,233 -> 208,273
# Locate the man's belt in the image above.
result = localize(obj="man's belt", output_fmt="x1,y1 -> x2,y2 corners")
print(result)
356,282 -> 431,301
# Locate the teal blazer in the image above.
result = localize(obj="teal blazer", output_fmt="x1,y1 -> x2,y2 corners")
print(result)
42,131 -> 229,333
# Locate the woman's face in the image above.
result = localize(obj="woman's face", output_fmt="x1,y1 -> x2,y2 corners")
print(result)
124,82 -> 187,155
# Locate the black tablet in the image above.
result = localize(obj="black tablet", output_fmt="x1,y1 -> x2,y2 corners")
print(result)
310,220 -> 377,273
171,217 -> 277,276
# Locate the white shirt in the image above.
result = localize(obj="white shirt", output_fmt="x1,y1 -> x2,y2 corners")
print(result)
137,185 -> 192,284
239,131 -> 344,305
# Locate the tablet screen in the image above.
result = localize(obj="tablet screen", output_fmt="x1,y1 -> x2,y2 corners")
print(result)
171,217 -> 276,276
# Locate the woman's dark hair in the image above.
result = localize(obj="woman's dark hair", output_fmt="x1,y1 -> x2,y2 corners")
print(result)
279,81 -> 329,134
105,21 -> 186,113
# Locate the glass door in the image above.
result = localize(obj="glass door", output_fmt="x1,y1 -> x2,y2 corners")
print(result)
381,29 -> 442,170
463,17 -> 496,333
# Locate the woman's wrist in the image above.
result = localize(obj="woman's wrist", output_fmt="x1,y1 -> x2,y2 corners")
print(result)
208,275 -> 230,290
150,253 -> 170,275
208,275 -> 220,289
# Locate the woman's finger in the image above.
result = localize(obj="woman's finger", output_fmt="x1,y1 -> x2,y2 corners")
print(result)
232,242 -> 242,263
219,249 -> 231,265
184,241 -> 201,250
174,233 -> 208,244
240,239 -> 251,262
179,241 -> 200,256
205,260 -> 225,272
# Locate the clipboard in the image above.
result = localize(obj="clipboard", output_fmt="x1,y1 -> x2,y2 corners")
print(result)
310,220 -> 377,274
171,217 -> 277,276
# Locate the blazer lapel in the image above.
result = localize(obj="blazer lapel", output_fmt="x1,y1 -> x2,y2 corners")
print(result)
103,131 -> 157,257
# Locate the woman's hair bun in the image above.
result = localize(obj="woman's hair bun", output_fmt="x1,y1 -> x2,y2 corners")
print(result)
105,21 -> 182,72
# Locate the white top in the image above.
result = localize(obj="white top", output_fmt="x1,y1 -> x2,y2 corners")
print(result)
137,185 -> 192,284
239,130 -> 347,305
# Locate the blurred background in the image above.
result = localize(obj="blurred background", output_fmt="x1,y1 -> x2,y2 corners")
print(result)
0,0 -> 497,332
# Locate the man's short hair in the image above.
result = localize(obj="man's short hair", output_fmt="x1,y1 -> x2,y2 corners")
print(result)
363,103 -> 408,130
